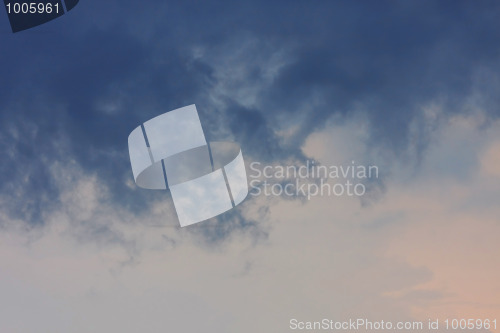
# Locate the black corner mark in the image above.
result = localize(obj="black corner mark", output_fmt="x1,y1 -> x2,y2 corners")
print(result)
3,0 -> 80,33
63,0 -> 77,11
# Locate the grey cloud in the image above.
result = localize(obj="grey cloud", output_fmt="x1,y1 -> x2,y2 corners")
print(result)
1,0 -> 500,231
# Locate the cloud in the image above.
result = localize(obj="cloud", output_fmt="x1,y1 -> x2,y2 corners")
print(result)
1,1 -> 500,332
299,107 -> 500,326
1,100 -> 498,332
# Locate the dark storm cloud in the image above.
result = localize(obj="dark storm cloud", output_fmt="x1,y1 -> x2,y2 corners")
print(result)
1,0 -> 500,226
257,1 -> 500,150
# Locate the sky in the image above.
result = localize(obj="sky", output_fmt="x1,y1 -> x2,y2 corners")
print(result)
0,1 -> 499,332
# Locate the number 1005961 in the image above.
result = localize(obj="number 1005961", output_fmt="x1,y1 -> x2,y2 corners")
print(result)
6,2 -> 60,14
444,319 -> 496,330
